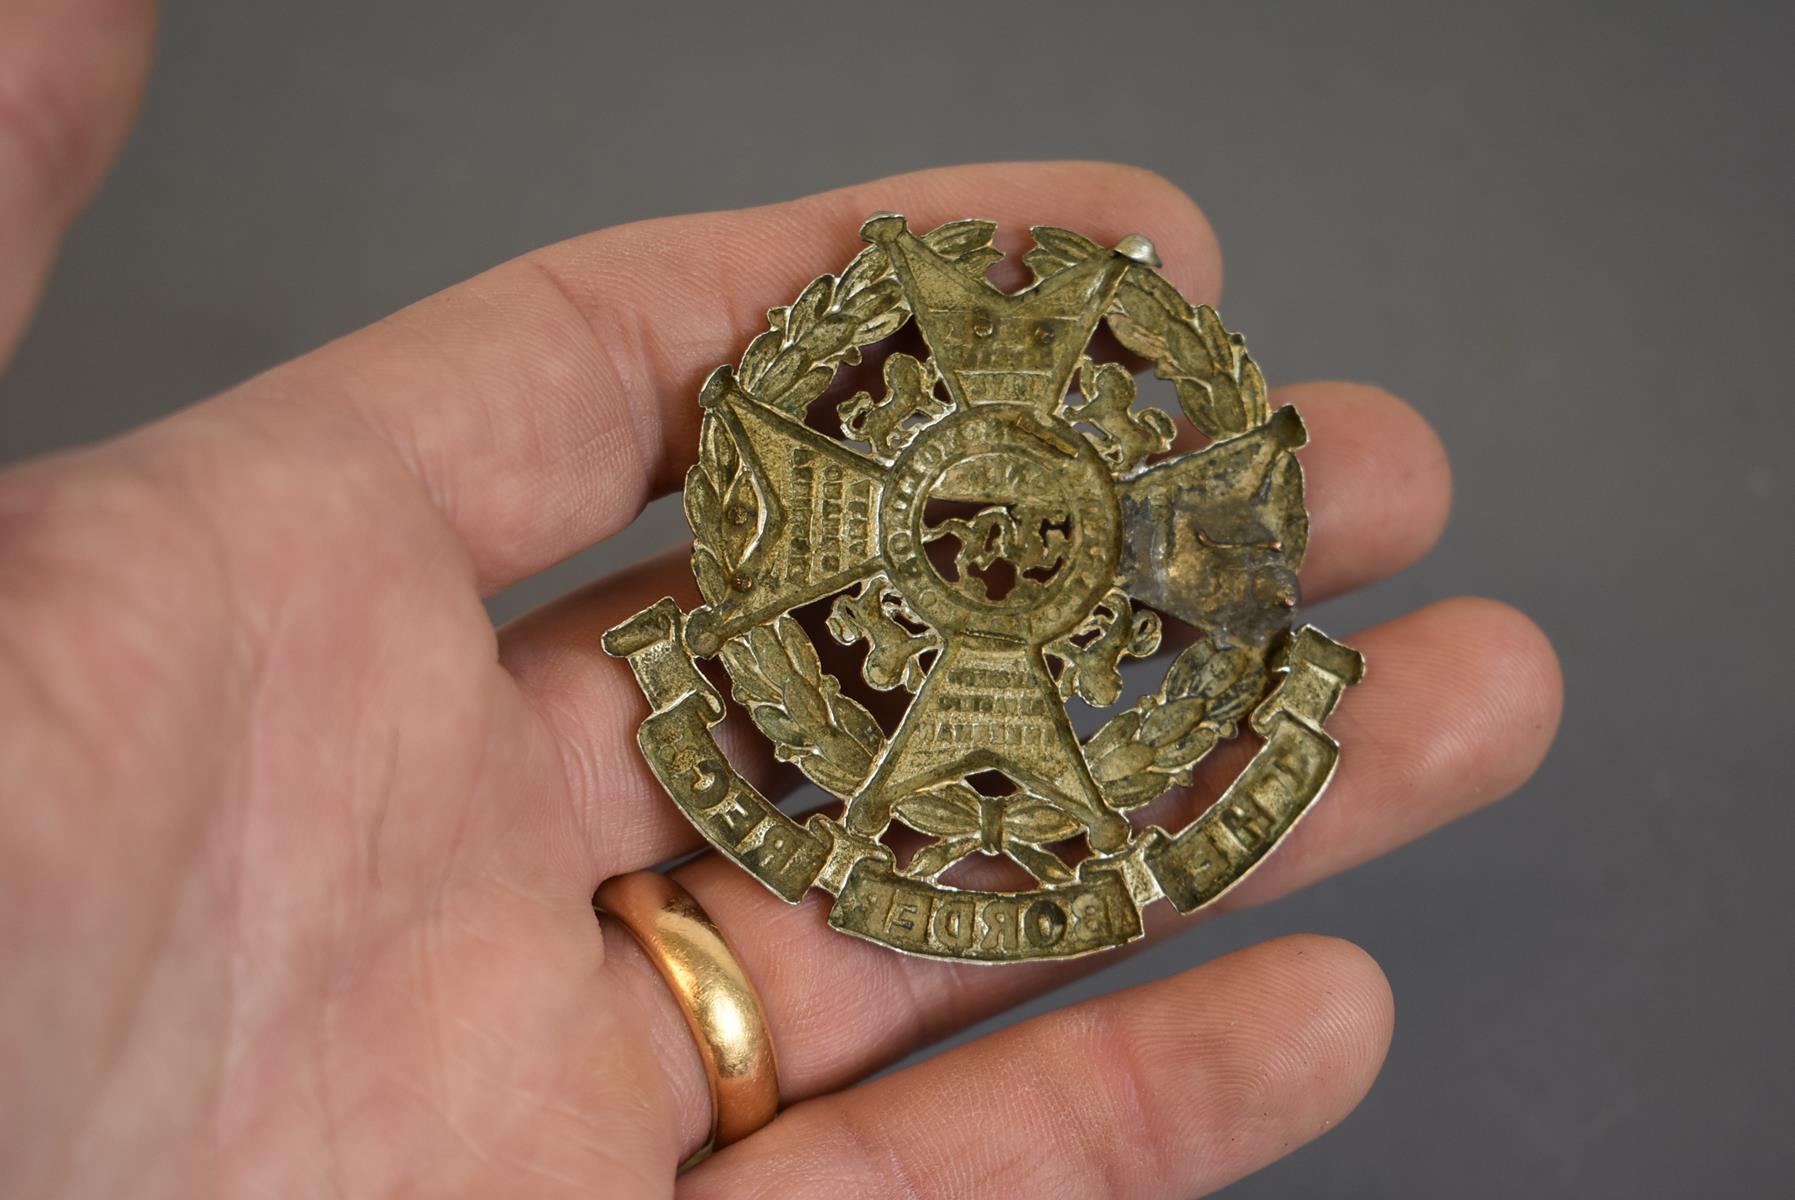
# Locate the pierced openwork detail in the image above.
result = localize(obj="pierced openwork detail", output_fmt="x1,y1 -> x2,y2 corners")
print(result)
604,215 -> 1363,962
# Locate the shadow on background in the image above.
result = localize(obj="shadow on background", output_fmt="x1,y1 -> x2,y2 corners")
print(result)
3,4 -> 1789,1195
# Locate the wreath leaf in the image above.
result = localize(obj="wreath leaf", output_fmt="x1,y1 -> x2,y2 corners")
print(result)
1112,278 -> 1269,439
1004,840 -> 1076,884
1024,225 -> 1104,281
1004,800 -> 1082,845
905,836 -> 981,881
893,785 -> 983,838
724,218 -> 1004,418
1085,638 -> 1271,810
717,621 -> 886,798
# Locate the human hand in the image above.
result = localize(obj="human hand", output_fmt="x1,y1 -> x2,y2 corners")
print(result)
0,7 -> 1561,1197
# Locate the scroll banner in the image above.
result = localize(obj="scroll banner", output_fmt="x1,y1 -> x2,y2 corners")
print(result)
604,600 -> 1363,960
830,859 -> 1142,961
606,600 -> 828,902
1145,714 -> 1338,911
1146,626 -> 1364,912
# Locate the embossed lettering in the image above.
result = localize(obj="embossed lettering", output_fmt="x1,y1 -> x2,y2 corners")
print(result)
1024,898 -> 1067,949
932,896 -> 976,952
978,900 -> 1019,954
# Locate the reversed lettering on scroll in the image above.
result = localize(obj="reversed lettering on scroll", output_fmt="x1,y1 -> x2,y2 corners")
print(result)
830,859 -> 1141,962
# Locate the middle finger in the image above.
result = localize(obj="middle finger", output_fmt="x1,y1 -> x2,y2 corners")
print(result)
500,380 -> 1450,877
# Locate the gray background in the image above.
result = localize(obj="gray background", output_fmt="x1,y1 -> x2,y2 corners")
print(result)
3,2 -> 1790,1195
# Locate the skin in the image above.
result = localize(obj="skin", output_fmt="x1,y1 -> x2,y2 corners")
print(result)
0,5 -> 1563,1197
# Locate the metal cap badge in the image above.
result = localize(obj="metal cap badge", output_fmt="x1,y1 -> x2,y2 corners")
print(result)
603,214 -> 1363,963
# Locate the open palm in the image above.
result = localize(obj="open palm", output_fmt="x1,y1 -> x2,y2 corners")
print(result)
0,8 -> 1560,1198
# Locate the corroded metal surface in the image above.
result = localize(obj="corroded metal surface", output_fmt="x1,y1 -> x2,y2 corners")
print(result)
603,214 -> 1363,962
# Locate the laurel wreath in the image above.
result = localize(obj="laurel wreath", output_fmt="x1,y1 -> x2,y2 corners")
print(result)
1026,227 -> 1288,806
1082,637 -> 1269,811
735,219 -> 1005,418
716,615 -> 886,797
1027,227 -> 1270,440
691,220 -> 1288,826
686,413 -> 749,606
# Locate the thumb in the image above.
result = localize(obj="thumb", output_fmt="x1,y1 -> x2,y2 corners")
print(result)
0,0 -> 156,368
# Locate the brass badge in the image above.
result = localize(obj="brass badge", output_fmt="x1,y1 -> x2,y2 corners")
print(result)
603,215 -> 1364,963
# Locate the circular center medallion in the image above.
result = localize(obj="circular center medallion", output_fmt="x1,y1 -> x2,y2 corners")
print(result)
880,404 -> 1119,642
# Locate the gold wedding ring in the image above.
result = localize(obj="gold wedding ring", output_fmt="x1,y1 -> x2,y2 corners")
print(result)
594,871 -> 778,1168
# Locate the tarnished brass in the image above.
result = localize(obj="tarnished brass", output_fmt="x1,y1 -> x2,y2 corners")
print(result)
603,215 -> 1363,963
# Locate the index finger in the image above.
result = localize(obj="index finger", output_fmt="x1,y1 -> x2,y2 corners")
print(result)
207,162 -> 1222,592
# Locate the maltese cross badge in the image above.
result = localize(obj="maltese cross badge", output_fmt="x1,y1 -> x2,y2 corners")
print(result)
603,214 -> 1363,962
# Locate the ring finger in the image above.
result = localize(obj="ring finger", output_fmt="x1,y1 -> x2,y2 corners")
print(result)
596,595 -> 1561,1159
685,934 -> 1395,1200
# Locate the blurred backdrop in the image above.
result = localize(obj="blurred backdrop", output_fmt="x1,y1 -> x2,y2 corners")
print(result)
3,2 -> 1790,1195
